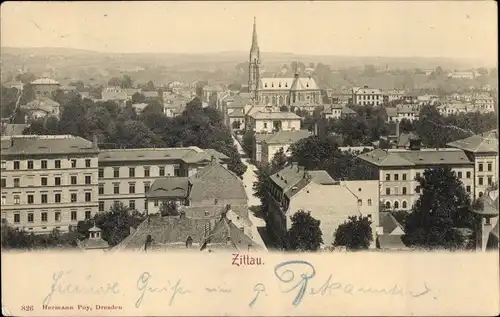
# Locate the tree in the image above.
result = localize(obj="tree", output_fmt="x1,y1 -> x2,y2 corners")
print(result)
146,80 -> 155,91
108,77 -> 121,87
231,120 -> 241,130
242,130 -> 255,159
270,147 -> 288,171
403,167 -> 478,250
70,81 -> 85,91
280,105 -> 289,112
120,75 -> 133,89
160,201 -> 179,216
333,215 -> 373,250
286,210 -> 323,251
15,72 -> 36,84
131,92 -> 146,104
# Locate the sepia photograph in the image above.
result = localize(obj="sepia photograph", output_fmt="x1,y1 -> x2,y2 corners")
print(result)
1,1 -> 498,316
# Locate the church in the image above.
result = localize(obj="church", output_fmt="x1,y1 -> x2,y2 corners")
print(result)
248,18 -> 322,107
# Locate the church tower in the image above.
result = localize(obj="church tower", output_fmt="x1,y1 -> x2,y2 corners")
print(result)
248,17 -> 260,100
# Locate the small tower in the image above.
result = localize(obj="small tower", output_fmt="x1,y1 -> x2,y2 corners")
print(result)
82,222 -> 109,251
248,17 -> 260,101
473,190 -> 499,251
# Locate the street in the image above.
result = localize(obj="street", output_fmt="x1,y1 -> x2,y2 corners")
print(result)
233,135 -> 275,249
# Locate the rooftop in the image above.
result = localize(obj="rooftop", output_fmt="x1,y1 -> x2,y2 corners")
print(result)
249,111 -> 301,120
98,146 -> 227,163
264,130 -> 311,145
31,77 -> 60,85
1,135 -> 98,157
358,148 -> 473,167
447,130 -> 498,153
146,177 -> 190,199
379,212 -> 405,234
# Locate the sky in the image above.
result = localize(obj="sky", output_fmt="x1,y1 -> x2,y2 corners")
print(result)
1,1 -> 497,63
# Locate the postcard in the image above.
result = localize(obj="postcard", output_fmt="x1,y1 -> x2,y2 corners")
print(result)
1,1 -> 498,316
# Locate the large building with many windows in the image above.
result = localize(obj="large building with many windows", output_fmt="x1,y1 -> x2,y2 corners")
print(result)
357,146 -> 476,211
96,147 -> 229,214
1,135 -> 100,233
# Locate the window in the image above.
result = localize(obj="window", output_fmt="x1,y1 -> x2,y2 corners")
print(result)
85,192 -> 91,202
466,171 -> 471,178
402,173 -> 407,181
478,163 -> 483,172
385,174 -> 390,181
114,184 -> 120,194
71,193 -> 77,202
71,159 -> 77,168
385,201 -> 391,209
466,185 -> 471,193
478,177 -> 484,186
357,199 -> 362,206
85,175 -> 91,185
402,187 -> 407,195
55,193 -> 61,203
458,172 -> 462,179
402,201 -> 407,209
71,211 -> 77,221
129,184 -> 135,194
129,167 -> 135,177
113,168 -> 120,178
415,186 -> 421,193
154,199 -> 159,207
488,176 -> 492,186
85,159 -> 91,168
159,167 -> 165,176
394,201 -> 399,209
27,212 -> 34,223
98,201 -> 104,212
487,163 -> 492,172
415,172 -> 421,179
41,212 -> 48,222
55,212 -> 61,222
98,168 -> 104,178
2,196 -> 6,205
14,178 -> 20,187
14,213 -> 20,224
71,176 -> 77,185
98,184 -> 104,195
394,174 -> 399,181
1,178 -> 5,188
27,160 -> 34,169
129,200 -> 135,210
41,177 -> 48,186
55,160 -> 61,168
13,161 -> 20,170
144,183 -> 150,192
85,211 -> 91,220
55,177 -> 61,185
41,160 -> 47,169
41,194 -> 48,204
144,167 -> 150,177
263,122 -> 268,129
367,199 -> 372,206
174,165 -> 181,177
386,188 -> 391,195
14,195 -> 20,204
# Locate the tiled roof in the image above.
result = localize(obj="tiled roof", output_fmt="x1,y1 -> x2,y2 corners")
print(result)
264,130 -> 311,145
1,135 -> 97,156
308,170 -> 336,184
101,91 -> 128,101
447,130 -> 498,153
189,162 -> 247,203
31,77 -> 60,85
203,217 -> 262,252
342,107 -> 357,115
182,205 -> 251,226
98,146 -> 224,163
250,111 -> 301,120
377,235 -> 407,250
255,133 -> 274,142
379,212 -> 405,234
259,78 -> 294,90
474,190 -> 499,217
397,132 -> 420,148
354,87 -> 382,95
203,149 -> 229,161
228,96 -> 252,108
358,148 -> 473,167
290,77 -> 321,91
146,177 -> 190,199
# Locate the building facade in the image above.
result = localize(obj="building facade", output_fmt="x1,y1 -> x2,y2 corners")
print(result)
352,86 -> 383,106
358,147 -> 476,211
1,135 -> 100,233
30,77 -> 61,98
246,111 -> 301,133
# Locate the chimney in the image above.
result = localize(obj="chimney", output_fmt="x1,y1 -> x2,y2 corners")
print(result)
211,155 -> 216,164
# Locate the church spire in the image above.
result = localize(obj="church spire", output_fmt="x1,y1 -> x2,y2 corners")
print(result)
250,17 -> 259,54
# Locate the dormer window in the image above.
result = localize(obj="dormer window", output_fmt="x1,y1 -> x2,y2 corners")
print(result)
285,83 -> 287,87
265,83 -> 267,88
271,83 -> 274,88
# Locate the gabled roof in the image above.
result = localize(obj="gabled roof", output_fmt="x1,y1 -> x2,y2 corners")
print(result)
308,170 -> 336,184
358,148 -> 473,167
290,76 -> 320,91
259,78 -> 294,90
189,162 -> 247,203
249,111 -> 301,120
98,146 -> 225,164
228,109 -> 245,117
81,237 -> 109,250
379,212 -> 405,234
447,130 -> 498,153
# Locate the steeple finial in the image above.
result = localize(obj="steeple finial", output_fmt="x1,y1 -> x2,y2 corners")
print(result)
251,17 -> 259,53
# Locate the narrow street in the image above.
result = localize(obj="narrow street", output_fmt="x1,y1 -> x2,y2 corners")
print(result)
233,135 -> 275,249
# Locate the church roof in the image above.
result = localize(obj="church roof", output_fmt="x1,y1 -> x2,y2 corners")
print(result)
259,78 -> 294,90
290,76 -> 320,91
